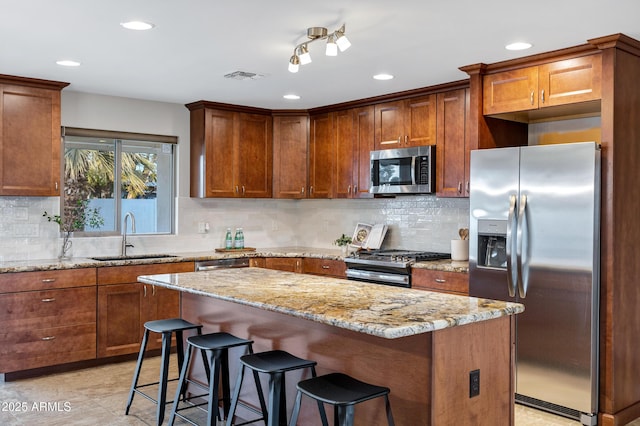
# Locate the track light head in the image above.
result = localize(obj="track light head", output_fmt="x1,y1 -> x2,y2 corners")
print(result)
298,44 -> 312,65
326,35 -> 338,56
288,23 -> 349,71
288,55 -> 300,73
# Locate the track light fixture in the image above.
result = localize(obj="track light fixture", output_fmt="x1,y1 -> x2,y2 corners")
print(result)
288,24 -> 350,73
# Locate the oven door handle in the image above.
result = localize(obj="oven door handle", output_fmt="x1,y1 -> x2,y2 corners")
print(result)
346,269 -> 410,287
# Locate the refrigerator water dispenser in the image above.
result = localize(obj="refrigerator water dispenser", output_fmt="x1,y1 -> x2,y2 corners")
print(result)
477,219 -> 508,269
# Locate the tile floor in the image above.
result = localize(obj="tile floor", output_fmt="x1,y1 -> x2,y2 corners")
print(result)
0,356 -> 637,425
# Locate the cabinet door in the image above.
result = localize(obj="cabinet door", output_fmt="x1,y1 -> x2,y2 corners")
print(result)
204,109 -> 237,197
0,84 -> 61,196
334,110 -> 355,199
273,115 -> 308,198
237,113 -> 272,198
264,257 -> 302,273
436,89 -> 468,197
483,67 -> 539,115
374,100 -> 405,149
309,113 -> 334,198
353,106 -> 375,198
405,95 -> 437,147
538,55 -> 601,107
144,285 -> 181,350
97,283 -> 144,358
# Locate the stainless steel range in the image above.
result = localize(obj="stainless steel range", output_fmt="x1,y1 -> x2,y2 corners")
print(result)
345,249 -> 450,288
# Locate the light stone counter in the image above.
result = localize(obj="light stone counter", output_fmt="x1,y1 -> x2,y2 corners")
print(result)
138,267 -> 522,339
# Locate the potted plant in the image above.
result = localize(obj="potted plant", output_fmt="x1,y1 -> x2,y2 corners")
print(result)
333,234 -> 353,255
43,199 -> 104,260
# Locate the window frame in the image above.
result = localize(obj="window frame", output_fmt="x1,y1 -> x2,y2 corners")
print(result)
61,126 -> 178,236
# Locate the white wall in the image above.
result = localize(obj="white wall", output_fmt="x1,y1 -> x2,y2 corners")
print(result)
0,91 -> 469,261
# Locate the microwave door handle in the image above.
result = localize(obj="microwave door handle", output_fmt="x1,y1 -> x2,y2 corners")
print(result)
506,194 -> 517,297
411,156 -> 416,185
516,194 -> 528,298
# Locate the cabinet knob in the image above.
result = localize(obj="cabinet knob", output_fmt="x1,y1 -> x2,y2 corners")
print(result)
530,91 -> 534,105
466,181 -> 470,194
458,182 -> 462,193
143,286 -> 147,297
301,187 -> 305,194
540,89 -> 545,104
347,185 -> 351,194
353,185 -> 357,193
235,186 -> 239,194
405,135 -> 408,145
242,185 -> 246,196
310,186 -> 314,195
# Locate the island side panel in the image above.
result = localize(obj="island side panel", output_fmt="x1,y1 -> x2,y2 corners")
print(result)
431,315 -> 514,425
182,292 -> 432,426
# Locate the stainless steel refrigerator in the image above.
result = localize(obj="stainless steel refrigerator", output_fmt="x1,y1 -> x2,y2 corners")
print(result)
468,142 -> 600,425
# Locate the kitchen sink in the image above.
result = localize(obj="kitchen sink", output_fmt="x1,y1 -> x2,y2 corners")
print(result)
89,254 -> 179,261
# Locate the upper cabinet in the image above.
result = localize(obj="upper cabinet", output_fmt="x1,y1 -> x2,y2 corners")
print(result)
436,88 -> 470,197
483,55 -> 602,117
273,114 -> 308,199
374,94 -> 437,149
333,106 -> 374,199
187,102 -> 272,198
0,75 -> 69,196
308,113 -> 334,198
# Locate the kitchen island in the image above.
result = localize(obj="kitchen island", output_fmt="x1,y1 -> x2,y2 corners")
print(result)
139,267 -> 523,425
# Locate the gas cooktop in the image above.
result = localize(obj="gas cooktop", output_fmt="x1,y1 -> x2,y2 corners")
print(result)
346,249 -> 451,265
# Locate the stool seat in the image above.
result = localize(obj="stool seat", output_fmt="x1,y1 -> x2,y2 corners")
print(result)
289,373 -> 395,426
187,332 -> 252,351
240,350 -> 317,373
144,318 -> 202,334
227,350 -> 326,426
125,318 -> 204,426
296,372 -> 390,405
168,332 -> 258,426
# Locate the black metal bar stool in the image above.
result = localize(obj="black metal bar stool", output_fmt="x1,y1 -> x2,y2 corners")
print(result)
289,372 -> 395,426
125,318 -> 206,426
226,350 -> 327,426
168,332 -> 263,426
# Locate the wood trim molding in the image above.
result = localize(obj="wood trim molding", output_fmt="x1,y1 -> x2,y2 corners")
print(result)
0,74 -> 69,90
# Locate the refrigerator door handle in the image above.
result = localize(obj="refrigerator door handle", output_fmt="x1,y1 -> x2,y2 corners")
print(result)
506,194 -> 518,297
516,194 -> 528,298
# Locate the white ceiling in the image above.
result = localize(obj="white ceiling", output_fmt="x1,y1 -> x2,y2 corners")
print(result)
2,0 -> 639,110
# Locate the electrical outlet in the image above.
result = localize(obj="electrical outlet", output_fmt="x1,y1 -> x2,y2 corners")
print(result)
197,222 -> 208,234
469,369 -> 480,398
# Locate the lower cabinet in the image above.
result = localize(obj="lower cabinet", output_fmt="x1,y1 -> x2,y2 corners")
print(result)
96,262 -> 194,358
0,268 -> 97,373
412,268 -> 469,295
263,257 -> 303,273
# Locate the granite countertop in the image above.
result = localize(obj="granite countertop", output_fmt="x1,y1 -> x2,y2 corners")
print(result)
138,267 -> 520,339
0,246 -> 469,274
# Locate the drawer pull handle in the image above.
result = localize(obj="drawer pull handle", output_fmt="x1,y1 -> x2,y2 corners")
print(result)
41,298 -> 56,302
41,336 -> 56,341
152,285 -> 156,296
322,265 -> 330,269
41,278 -> 56,283
435,278 -> 446,283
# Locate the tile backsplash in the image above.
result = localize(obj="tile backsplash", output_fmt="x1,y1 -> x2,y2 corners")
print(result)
0,195 -> 469,261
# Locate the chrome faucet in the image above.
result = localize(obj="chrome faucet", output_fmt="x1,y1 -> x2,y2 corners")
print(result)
122,212 -> 136,257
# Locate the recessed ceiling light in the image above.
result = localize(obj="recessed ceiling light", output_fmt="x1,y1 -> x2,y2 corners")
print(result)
56,60 -> 81,67
283,94 -> 301,100
373,73 -> 394,81
120,21 -> 155,31
505,42 -> 532,51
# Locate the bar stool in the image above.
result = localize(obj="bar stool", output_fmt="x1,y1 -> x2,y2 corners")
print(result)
289,372 -> 395,426
168,332 -> 263,426
226,350 -> 328,426
125,318 -> 206,426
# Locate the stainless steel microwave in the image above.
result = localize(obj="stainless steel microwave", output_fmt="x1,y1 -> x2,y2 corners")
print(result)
370,145 -> 435,194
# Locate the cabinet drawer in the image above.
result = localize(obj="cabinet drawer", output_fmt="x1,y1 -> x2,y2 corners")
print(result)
0,323 -> 96,372
412,269 -> 469,295
0,286 -> 96,331
302,258 -> 346,278
0,268 -> 96,293
264,257 -> 302,273
97,261 -> 195,285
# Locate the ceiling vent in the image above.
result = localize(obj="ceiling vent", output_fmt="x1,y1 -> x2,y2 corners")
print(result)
223,71 -> 265,80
